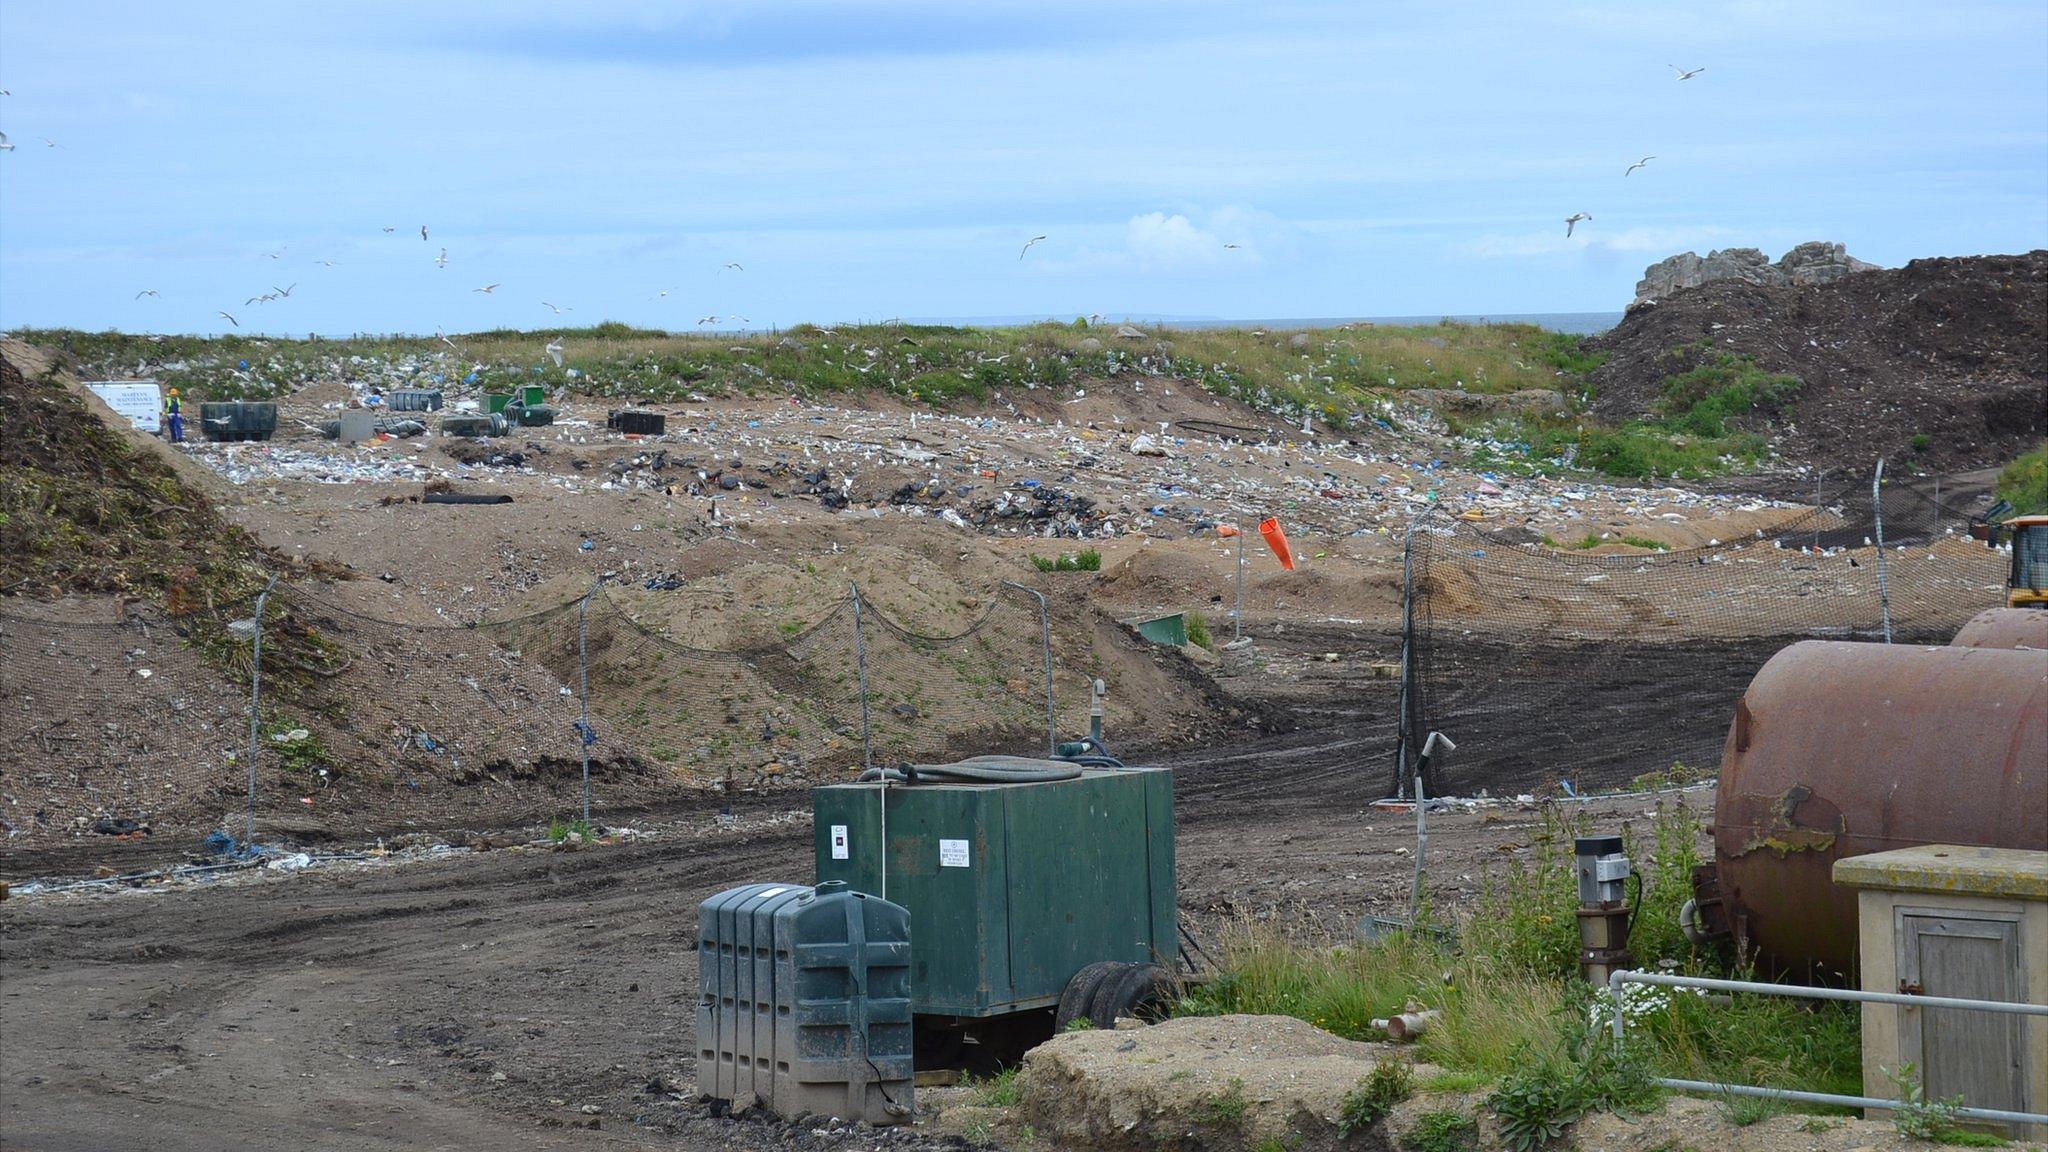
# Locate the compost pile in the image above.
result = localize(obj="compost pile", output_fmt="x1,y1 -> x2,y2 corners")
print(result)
1587,250 -> 2047,470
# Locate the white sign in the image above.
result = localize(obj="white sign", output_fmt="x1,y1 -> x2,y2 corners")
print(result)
829,825 -> 849,860
939,839 -> 970,868
86,381 -> 162,434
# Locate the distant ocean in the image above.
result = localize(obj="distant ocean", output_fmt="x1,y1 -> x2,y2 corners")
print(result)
906,312 -> 1626,335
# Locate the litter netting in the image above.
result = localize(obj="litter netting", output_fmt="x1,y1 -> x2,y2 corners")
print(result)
0,579 -> 1063,843
1398,479 -> 2011,798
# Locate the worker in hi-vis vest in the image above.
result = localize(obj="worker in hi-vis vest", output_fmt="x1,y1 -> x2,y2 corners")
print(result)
164,388 -> 184,442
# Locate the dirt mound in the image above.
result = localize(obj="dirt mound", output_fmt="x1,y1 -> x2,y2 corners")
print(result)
0,341 -> 276,602
1588,250 -> 2047,471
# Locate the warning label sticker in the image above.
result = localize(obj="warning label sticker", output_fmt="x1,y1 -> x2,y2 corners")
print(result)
830,825 -> 849,860
938,839 -> 970,868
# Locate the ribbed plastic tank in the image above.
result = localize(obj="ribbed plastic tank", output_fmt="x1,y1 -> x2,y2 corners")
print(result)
387,388 -> 443,412
198,401 -> 277,442
1714,641 -> 2048,977
1951,607 -> 2048,650
697,882 -> 913,1126
610,410 -> 666,436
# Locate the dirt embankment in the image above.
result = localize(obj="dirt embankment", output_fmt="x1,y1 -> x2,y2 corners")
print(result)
1588,250 -> 2047,471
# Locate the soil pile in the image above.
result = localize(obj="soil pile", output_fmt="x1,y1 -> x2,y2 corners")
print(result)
0,341 -> 275,601
1588,250 -> 2047,471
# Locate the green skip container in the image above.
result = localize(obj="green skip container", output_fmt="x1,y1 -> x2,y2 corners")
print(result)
813,762 -> 1175,1056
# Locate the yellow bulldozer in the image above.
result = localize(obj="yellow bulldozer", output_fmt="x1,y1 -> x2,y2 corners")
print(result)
2010,514 -> 2048,608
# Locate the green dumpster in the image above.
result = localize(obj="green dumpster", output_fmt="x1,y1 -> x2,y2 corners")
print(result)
1128,613 -> 1188,647
521,384 -> 547,407
484,392 -> 511,415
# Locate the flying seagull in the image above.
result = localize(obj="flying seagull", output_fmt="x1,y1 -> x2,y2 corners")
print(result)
1670,64 -> 1705,80
381,226 -> 396,233
266,247 -> 285,260
420,225 -> 429,241
727,316 -> 749,325
722,262 -> 744,272
1223,243 -> 1242,249
542,301 -> 571,314
273,283 -> 296,298
217,311 -> 239,327
0,131 -> 13,152
697,315 -> 720,326
544,339 -> 564,368
474,283 -> 499,294
135,289 -> 159,299
1625,156 -> 1656,177
316,260 -> 339,267
1019,235 -> 1047,260
434,248 -> 449,268
1565,212 -> 1592,237
39,137 -> 58,148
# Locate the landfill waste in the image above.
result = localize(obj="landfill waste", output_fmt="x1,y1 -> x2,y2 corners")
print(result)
319,417 -> 426,439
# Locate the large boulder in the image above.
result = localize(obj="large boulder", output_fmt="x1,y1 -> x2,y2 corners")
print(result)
1634,242 -> 1880,303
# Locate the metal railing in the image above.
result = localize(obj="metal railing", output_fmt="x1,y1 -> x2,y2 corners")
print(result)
1607,968 -> 2048,1127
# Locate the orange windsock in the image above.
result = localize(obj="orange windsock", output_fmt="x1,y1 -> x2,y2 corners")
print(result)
1216,523 -> 1242,538
1258,517 -> 1296,571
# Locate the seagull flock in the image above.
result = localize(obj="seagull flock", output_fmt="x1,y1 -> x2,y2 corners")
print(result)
1562,63 -> 1705,237
0,62 -> 1709,337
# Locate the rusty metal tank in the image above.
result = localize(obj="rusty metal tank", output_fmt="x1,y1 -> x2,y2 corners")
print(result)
1952,607 -> 2048,650
1713,640 -> 2048,978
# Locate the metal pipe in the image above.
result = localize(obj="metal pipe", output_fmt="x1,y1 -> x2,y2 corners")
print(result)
1395,517 -> 1418,798
245,574 -> 278,845
1649,1078 -> 2047,1128
1610,969 -> 2048,1018
1000,580 -> 1056,756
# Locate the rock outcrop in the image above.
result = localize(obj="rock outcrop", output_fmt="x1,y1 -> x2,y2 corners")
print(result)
1634,242 -> 1879,303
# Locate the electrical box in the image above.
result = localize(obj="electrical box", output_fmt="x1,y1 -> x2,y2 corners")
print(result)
1835,845 -> 2047,1140
813,765 -> 1175,1020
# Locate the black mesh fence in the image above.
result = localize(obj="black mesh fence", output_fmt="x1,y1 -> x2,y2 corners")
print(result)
0,567 -> 1064,848
1396,472 -> 2011,798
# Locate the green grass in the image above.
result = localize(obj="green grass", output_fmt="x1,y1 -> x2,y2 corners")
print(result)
1336,1061 -> 1414,1136
1185,611 -> 1212,648
1652,351 -> 1801,439
1201,1077 -> 1249,1128
1619,535 -> 1670,551
968,1066 -> 1019,1108
1405,1108 -> 1479,1152
546,817 -> 597,843
1178,800 -> 1863,1134
1029,550 -> 1102,573
1996,441 -> 2048,516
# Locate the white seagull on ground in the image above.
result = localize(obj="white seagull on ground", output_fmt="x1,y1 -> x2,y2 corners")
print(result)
1565,212 -> 1592,237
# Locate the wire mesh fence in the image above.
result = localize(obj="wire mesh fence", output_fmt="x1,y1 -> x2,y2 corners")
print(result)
0,571 -> 1063,846
1395,469 -> 2012,799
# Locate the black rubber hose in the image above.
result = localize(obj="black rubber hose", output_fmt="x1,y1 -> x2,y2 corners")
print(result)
854,755 -> 1084,784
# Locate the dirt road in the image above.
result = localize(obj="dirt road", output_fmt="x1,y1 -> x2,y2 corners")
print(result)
0,708 -> 1702,1151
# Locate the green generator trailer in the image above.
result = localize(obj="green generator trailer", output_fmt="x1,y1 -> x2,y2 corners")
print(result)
812,757 -> 1176,1061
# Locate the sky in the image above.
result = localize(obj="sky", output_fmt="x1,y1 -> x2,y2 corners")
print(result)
1,1 -> 2044,336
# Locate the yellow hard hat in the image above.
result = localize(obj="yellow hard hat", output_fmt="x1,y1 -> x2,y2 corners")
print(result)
168,387 -> 180,396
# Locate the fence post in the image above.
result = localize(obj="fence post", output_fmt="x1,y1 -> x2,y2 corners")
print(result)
244,574 -> 278,845
1233,518 -> 1245,643
578,581 -> 595,824
1873,459 -> 1892,644
1812,470 -> 1824,553
1394,518 -> 1418,799
1001,580 -> 1056,755
851,582 -> 885,901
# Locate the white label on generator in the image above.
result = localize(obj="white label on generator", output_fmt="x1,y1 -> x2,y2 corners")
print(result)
830,825 -> 849,860
939,839 -> 970,868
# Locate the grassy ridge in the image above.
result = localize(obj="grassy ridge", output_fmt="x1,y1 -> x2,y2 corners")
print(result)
24,320 -> 1795,480
20,318 -> 1587,425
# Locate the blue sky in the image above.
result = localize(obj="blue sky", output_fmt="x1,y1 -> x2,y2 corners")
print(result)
1,1 -> 2044,335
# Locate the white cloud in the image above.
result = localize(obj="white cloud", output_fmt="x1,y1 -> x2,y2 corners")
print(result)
1459,225 -> 1741,259
1125,212 -> 1226,268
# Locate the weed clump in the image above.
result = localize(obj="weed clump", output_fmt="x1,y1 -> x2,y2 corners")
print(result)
1336,1060 -> 1413,1136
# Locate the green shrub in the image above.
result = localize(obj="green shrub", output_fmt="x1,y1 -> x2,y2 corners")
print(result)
1487,1050 -> 1587,1151
1336,1060 -> 1413,1136
1996,442 -> 2048,516
1406,1108 -> 1479,1152
1911,433 -> 1932,453
547,817 -> 597,842
1653,353 -> 1802,439
1028,551 -> 1103,573
1186,612 -> 1212,648
1888,1064 -> 1966,1140
969,1066 -> 1019,1108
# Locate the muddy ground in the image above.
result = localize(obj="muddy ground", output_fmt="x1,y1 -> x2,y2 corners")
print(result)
0,660 -> 1712,1152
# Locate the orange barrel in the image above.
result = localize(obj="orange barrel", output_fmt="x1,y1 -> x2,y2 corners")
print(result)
1713,640 -> 2047,978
